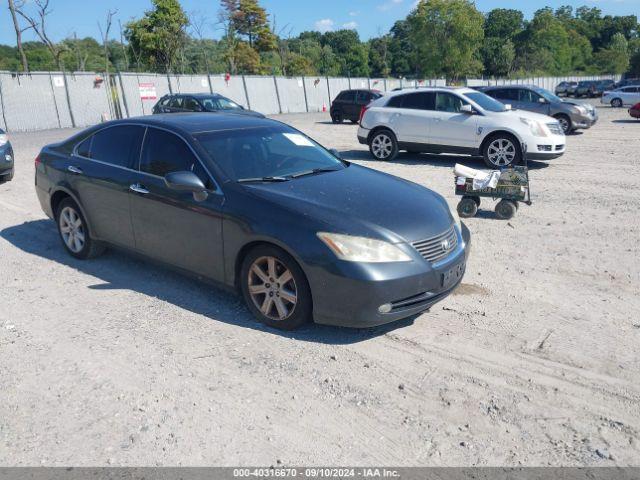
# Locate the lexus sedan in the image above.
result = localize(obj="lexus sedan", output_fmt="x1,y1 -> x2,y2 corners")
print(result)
35,114 -> 470,330
152,93 -> 264,118
0,128 -> 14,183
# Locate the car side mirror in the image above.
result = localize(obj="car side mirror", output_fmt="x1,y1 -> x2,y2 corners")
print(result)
165,171 -> 208,202
538,97 -> 547,104
329,148 -> 342,158
460,104 -> 474,114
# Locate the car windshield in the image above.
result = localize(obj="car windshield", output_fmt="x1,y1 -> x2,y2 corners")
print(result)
195,125 -> 345,181
200,96 -> 243,112
463,91 -> 507,112
534,87 -> 563,103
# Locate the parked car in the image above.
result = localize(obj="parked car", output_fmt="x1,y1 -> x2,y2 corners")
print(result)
0,129 -> 14,184
152,93 -> 264,117
330,89 -> 383,124
357,87 -> 566,167
629,102 -> 640,119
602,86 -> 640,107
574,80 -> 599,98
555,81 -> 577,96
614,78 -> 640,89
479,85 -> 597,134
595,79 -> 616,95
34,114 -> 470,330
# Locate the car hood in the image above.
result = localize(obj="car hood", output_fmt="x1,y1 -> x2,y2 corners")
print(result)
501,109 -> 557,124
241,164 -> 454,243
562,100 -> 594,111
209,108 -> 264,118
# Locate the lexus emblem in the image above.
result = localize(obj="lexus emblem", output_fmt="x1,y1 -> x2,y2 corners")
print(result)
441,239 -> 450,251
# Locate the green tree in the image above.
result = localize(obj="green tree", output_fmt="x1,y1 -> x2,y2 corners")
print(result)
517,8 -> 572,75
222,0 -> 276,52
322,30 -> 370,77
125,0 -> 189,73
628,38 -> 640,77
368,36 -> 392,77
594,32 -> 630,74
482,37 -> 515,77
407,0 -> 484,81
388,20 -> 416,77
484,9 -> 523,39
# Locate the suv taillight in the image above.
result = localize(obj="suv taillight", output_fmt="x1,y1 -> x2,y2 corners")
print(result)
35,154 -> 41,168
359,104 -> 370,124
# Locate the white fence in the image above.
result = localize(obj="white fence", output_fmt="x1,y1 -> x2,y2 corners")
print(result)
0,71 -> 617,132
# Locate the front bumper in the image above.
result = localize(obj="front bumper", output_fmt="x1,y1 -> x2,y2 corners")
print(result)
309,223 -> 471,328
572,112 -> 598,129
0,144 -> 14,182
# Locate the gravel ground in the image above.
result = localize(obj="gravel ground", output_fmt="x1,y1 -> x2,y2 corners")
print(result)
0,101 -> 638,466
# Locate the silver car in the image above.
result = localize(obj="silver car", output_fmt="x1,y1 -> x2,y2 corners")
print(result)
479,85 -> 597,134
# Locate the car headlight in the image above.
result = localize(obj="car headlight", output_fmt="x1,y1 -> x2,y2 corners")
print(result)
317,232 -> 412,263
520,117 -> 548,137
0,134 -> 7,146
573,105 -> 587,115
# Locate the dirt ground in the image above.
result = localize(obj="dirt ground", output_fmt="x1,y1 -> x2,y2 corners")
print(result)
0,101 -> 638,466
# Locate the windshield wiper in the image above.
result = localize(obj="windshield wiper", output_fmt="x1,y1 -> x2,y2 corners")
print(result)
237,176 -> 289,183
289,167 -> 341,179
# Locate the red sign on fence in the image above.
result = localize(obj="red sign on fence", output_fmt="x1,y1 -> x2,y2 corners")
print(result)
139,83 -> 157,100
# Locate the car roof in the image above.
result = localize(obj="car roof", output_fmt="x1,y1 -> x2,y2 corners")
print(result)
385,86 -> 475,97
102,113 -> 279,135
481,84 -> 540,90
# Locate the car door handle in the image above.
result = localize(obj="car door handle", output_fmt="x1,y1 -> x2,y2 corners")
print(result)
67,165 -> 83,175
129,183 -> 149,195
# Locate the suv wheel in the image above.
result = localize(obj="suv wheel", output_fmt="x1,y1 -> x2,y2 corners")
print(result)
611,98 -> 623,108
331,111 -> 343,124
554,114 -> 572,134
369,130 -> 398,161
240,245 -> 312,330
482,134 -> 521,168
55,198 -> 105,259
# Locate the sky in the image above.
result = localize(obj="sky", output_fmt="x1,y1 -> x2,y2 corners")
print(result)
0,0 -> 638,45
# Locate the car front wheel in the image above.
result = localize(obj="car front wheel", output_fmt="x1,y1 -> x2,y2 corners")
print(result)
482,134 -> 521,168
554,114 -> 572,134
240,245 -> 312,330
611,98 -> 623,108
369,130 -> 398,161
55,198 -> 105,259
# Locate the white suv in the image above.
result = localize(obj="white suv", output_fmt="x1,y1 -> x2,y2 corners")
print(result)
601,86 -> 640,108
357,87 -> 566,167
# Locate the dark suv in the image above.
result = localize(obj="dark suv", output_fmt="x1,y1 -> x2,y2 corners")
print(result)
0,128 -> 14,184
153,93 -> 264,117
330,89 -> 382,124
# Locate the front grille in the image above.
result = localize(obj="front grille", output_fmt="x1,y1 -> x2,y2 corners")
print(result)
547,122 -> 563,135
412,226 -> 458,264
537,144 -> 552,152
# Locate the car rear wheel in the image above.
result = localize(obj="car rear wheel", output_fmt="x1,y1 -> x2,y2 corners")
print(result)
331,111 -> 343,124
482,134 -> 521,168
611,98 -> 623,108
240,245 -> 312,330
369,130 -> 399,161
554,114 -> 572,134
55,198 -> 105,259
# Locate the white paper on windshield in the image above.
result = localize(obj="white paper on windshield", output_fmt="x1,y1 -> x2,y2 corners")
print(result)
283,133 -> 314,147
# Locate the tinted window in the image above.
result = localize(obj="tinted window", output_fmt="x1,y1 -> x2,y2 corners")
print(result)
402,92 -> 435,110
519,89 -> 541,103
140,128 -> 201,178
76,136 -> 92,157
356,91 -> 371,103
183,97 -> 200,111
435,93 -> 467,113
337,91 -> 355,102
88,125 -> 145,168
168,97 -> 183,108
387,95 -> 404,108
489,89 -> 518,101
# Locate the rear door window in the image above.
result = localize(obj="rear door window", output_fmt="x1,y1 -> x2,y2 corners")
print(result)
183,97 -> 200,111
168,97 -> 184,109
402,92 -> 435,110
519,89 -> 540,103
337,91 -> 355,102
85,125 -> 145,168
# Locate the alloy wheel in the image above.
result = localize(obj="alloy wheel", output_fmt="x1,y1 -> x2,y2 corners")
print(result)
557,117 -> 570,134
487,138 -> 516,167
59,206 -> 85,253
247,256 -> 298,321
371,134 -> 393,159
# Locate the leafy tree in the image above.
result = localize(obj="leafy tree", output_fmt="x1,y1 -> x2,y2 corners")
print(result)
322,30 -> 369,77
594,32 -> 630,74
388,20 -> 416,77
629,38 -> 640,77
484,9 -> 523,39
517,8 -> 572,75
222,0 -> 276,52
482,37 -> 515,77
125,0 -> 189,73
407,0 -> 484,81
368,36 -> 392,77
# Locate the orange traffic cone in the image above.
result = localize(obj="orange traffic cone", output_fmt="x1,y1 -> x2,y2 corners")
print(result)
322,103 -> 327,112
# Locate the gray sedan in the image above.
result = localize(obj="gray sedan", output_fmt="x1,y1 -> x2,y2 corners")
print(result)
34,114 -> 470,330
479,85 -> 597,134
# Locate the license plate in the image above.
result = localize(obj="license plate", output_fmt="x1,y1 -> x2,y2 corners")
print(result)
441,261 -> 465,289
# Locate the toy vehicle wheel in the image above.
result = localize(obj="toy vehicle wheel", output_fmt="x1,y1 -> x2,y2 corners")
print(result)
495,200 -> 517,220
457,197 -> 478,218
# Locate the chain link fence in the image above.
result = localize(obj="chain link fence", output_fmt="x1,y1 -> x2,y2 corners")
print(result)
0,71 -> 621,132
